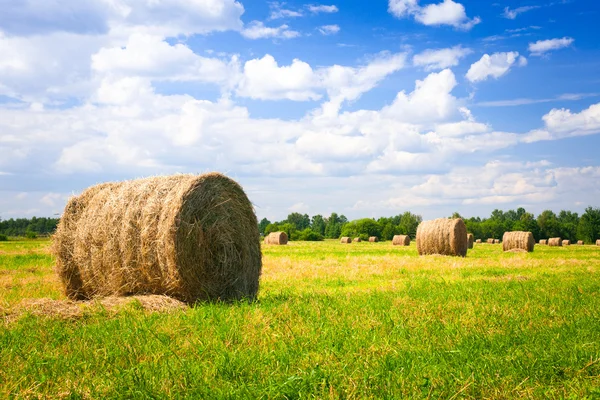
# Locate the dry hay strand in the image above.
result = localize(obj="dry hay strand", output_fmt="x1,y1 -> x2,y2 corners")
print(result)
392,235 -> 410,246
548,237 -> 562,247
577,240 -> 584,245
487,238 -> 495,244
53,173 -> 262,304
340,237 -> 352,244
353,237 -> 362,242
368,236 -> 378,243
502,231 -> 535,252
264,231 -> 288,245
562,239 -> 571,246
467,233 -> 474,249
416,218 -> 467,257
475,239 -> 482,244
539,239 -> 547,245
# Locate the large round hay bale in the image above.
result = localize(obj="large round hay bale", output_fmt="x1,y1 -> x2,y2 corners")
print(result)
467,233 -> 474,249
392,235 -> 410,246
53,173 -> 262,304
353,237 -> 361,242
487,238 -> 494,244
368,236 -> 378,243
264,231 -> 288,245
548,237 -> 562,247
416,218 -> 467,257
340,237 -> 351,244
475,239 -> 481,244
539,239 -> 547,245
577,240 -> 584,245
502,231 -> 534,252
562,239 -> 570,246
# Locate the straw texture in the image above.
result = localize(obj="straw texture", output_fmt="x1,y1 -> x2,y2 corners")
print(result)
392,235 -> 410,246
264,231 -> 288,245
416,218 -> 468,257
502,231 -> 535,252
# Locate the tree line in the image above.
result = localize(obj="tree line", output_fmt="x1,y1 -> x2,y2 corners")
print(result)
0,217 -> 59,238
260,206 -> 600,243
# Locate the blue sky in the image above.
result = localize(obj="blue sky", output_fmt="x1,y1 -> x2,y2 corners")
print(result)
1,0 -> 599,222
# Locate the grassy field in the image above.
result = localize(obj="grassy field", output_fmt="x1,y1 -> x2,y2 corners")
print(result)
1,238 -> 600,399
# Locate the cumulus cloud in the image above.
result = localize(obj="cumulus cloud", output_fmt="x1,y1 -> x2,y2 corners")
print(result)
413,45 -> 472,71
502,5 -> 540,19
529,37 -> 574,56
522,103 -> 600,142
466,52 -> 527,83
388,0 -> 480,30
241,20 -> 300,39
318,24 -> 340,35
308,5 -> 339,13
269,2 -> 304,19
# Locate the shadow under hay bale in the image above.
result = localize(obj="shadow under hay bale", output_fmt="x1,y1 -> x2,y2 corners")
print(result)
548,237 -> 562,247
53,173 -> 262,304
264,231 -> 288,245
502,231 -> 535,252
392,235 -> 410,246
416,218 -> 467,257
368,236 -> 378,243
467,233 -> 474,249
340,237 -> 351,244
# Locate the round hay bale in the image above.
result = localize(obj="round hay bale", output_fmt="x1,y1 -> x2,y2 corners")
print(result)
416,218 -> 467,257
494,239 -> 500,244
353,237 -> 361,243
539,239 -> 547,245
548,237 -> 562,247
368,236 -> 378,243
264,231 -> 288,245
577,240 -> 584,245
467,233 -> 474,249
340,237 -> 351,244
392,235 -> 410,246
475,239 -> 481,244
502,231 -> 534,252
53,173 -> 262,304
487,238 -> 495,244
562,239 -> 571,246
597,239 -> 600,246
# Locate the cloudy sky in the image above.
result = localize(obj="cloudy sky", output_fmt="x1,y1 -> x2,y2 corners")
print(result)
1,0 -> 599,221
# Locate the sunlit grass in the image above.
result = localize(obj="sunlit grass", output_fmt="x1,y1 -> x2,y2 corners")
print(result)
1,238 -> 599,398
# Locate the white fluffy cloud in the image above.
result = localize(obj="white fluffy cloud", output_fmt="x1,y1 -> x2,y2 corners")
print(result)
318,25 -> 340,35
413,45 -> 472,70
308,5 -> 339,13
466,52 -> 527,83
529,37 -> 574,56
241,21 -> 300,39
523,103 -> 600,142
502,6 -> 540,19
388,0 -> 480,30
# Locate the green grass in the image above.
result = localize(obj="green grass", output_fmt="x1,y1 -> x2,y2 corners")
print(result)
1,239 -> 600,398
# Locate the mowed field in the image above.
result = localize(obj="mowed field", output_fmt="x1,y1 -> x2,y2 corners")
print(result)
1,239 -> 600,399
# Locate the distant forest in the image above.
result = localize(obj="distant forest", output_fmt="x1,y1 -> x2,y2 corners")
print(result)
2,206 -> 600,243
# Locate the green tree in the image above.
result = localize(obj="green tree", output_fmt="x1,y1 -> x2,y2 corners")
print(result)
285,213 -> 310,231
310,215 -> 326,236
577,207 -> 600,243
537,210 -> 561,239
398,212 -> 422,238
557,210 -> 579,242
258,218 -> 271,235
341,218 -> 381,241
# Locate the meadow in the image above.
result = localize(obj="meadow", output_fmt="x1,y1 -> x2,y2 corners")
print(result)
1,238 -> 599,399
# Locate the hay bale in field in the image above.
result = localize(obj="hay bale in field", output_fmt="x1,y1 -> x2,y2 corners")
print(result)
340,237 -> 351,244
368,236 -> 378,243
548,237 -> 562,247
353,237 -> 361,242
416,218 -> 467,257
475,239 -> 481,244
562,240 -> 571,246
392,235 -> 410,246
467,233 -> 474,249
539,239 -> 547,245
487,238 -> 495,244
494,239 -> 500,244
264,231 -> 288,245
577,240 -> 584,245
596,239 -> 600,246
53,173 -> 262,304
502,231 -> 535,253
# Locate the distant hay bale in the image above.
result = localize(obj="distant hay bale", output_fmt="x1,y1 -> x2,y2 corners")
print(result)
353,237 -> 361,243
392,235 -> 410,246
502,231 -> 534,252
53,173 -> 262,304
368,236 -> 378,243
597,239 -> 600,246
494,239 -> 500,244
340,237 -> 351,244
539,239 -> 547,245
577,240 -> 584,245
487,238 -> 495,244
264,231 -> 288,245
562,240 -> 571,246
548,237 -> 562,247
416,218 -> 467,257
467,234 -> 474,249
475,239 -> 481,244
